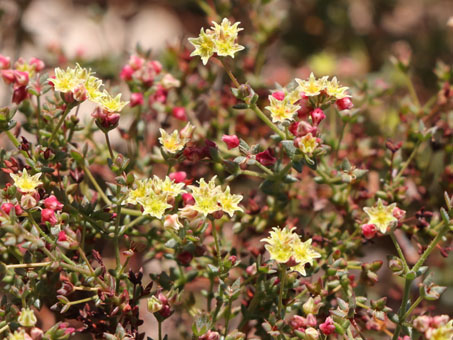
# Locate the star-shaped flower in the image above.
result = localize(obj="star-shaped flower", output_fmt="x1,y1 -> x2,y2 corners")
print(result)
363,199 -> 398,234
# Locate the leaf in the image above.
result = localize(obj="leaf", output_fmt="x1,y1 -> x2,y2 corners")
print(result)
281,140 -> 297,158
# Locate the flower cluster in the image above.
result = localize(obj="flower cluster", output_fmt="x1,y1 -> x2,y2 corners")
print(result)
295,72 -> 350,100
414,315 -> 453,340
1,55 -> 45,104
261,226 -> 321,276
51,64 -> 128,113
189,18 -> 244,65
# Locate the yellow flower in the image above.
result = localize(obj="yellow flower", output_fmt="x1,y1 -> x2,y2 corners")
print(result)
363,199 -> 397,234
297,133 -> 318,154
218,186 -> 243,217
430,320 -> 453,340
138,194 -> 172,219
85,75 -> 103,101
51,64 -> 91,93
188,28 -> 216,65
325,77 -> 350,100
188,18 -> 244,65
291,238 -> 321,276
265,96 -> 300,123
18,307 -> 37,327
189,177 -> 222,216
153,176 -> 186,198
126,178 -> 150,205
287,89 -> 302,105
95,90 -> 128,113
295,73 -> 328,97
159,129 -> 187,154
261,226 -> 299,263
10,169 -> 42,193
8,330 -> 27,340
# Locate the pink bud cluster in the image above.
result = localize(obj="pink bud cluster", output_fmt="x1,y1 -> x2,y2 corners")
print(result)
41,195 -> 63,226
0,55 -> 45,104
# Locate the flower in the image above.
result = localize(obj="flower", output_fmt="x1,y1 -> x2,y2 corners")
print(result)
95,91 -> 128,113
147,295 -> 163,313
222,134 -> 240,149
256,149 -> 277,166
188,28 -> 216,65
261,226 -> 299,263
51,64 -> 89,93
10,169 -> 42,193
336,97 -> 353,111
188,18 -> 244,65
265,96 -> 300,123
295,73 -> 328,97
319,316 -> 336,335
164,214 -> 183,231
218,186 -> 243,217
324,76 -> 350,99
189,177 -> 222,216
8,330 -> 29,340
138,194 -> 172,219
296,133 -> 318,154
361,223 -> 377,239
84,75 -> 103,101
44,195 -> 64,211
427,320 -> 453,340
18,307 -> 37,327
159,128 -> 187,154
41,208 -> 58,226
363,199 -> 398,234
126,178 -> 150,205
291,238 -> 321,276
154,176 -> 186,198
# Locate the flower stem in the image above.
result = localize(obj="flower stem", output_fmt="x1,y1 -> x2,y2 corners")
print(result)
277,265 -> 287,319
104,132 -> 114,159
220,58 -> 240,88
250,104 -> 286,140
49,104 -> 73,144
6,261 -> 51,269
390,232 -> 409,273
393,141 -> 421,183
402,295 -> 423,320
392,278 -> 413,340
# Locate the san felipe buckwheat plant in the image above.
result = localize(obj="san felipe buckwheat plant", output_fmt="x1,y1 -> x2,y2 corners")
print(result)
0,3 -> 452,340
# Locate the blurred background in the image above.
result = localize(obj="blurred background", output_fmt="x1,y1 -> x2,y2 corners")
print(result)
1,0 -> 452,338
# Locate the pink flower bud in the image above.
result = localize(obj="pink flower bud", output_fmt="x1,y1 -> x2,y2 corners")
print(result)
413,315 -> 431,333
229,255 -> 237,265
72,84 -> 87,102
271,91 -> 285,101
44,195 -> 64,211
290,315 -> 307,330
150,85 -> 167,103
120,65 -> 134,81
256,149 -> 276,166
182,193 -> 195,206
297,93 -> 311,118
92,107 -> 120,130
0,54 -> 10,69
169,171 -> 187,183
130,92 -> 144,107
431,315 -> 449,327
222,134 -> 240,150
1,203 -> 14,215
149,60 -> 162,74
199,330 -> 220,340
289,121 -> 316,137
310,108 -> 326,126
15,204 -> 24,215
392,207 -> 406,221
14,71 -> 30,86
172,107 -> 187,121
306,313 -> 317,327
319,317 -> 335,335
29,57 -> 45,72
12,86 -> 28,104
361,223 -> 377,239
128,55 -> 144,70
58,230 -> 67,242
336,97 -> 353,111
1,69 -> 16,84
41,208 -> 58,225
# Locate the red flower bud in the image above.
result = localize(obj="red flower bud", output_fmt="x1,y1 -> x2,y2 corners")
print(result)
256,149 -> 276,166
319,317 -> 336,335
29,57 -> 45,72
149,60 -> 162,74
271,91 -> 285,101
120,65 -> 134,81
172,106 -> 187,121
222,134 -> 240,150
41,208 -> 58,226
336,97 -> 353,111
58,230 -> 67,242
310,108 -> 326,126
392,207 -> 406,221
290,315 -> 307,330
12,86 -> 28,104
128,55 -> 144,70
1,69 -> 16,84
0,54 -> 10,69
361,223 -> 377,239
1,203 -> 14,215
15,204 -> 24,215
14,71 -> 30,87
130,93 -> 144,107
169,171 -> 187,183
44,195 -> 64,211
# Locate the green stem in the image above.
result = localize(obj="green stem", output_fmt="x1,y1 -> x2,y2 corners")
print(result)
335,120 -> 347,158
82,164 -> 112,205
158,320 -> 162,340
404,73 -> 421,108
224,299 -> 232,338
413,221 -> 450,272
402,295 -> 423,320
277,265 -> 287,319
6,261 -> 51,269
392,278 -> 413,340
49,104 -> 73,144
220,58 -> 240,88
250,104 -> 286,140
393,142 -> 421,183
211,220 -> 222,270
105,132 -> 114,159
390,232 -> 409,274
